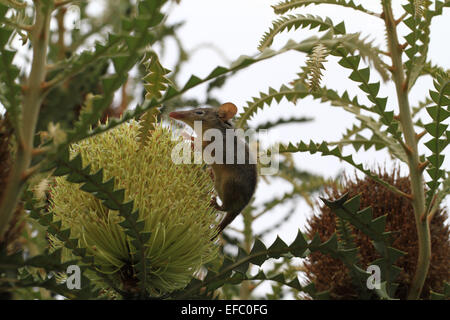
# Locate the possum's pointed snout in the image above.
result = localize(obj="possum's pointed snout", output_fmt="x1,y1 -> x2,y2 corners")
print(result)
169,111 -> 186,120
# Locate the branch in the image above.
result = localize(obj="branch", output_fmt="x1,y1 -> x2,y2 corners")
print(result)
0,1 -> 53,238
382,0 -> 430,300
54,0 -> 83,8
2,18 -> 33,32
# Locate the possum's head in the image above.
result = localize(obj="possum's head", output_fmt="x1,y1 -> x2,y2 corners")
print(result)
169,102 -> 237,132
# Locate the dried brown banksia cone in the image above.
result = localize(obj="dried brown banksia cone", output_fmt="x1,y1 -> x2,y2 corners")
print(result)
0,117 -> 25,254
304,168 -> 449,299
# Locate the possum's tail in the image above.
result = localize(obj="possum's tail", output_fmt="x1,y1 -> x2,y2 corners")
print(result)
210,210 -> 240,241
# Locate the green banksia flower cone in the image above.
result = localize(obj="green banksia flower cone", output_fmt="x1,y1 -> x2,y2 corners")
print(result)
50,121 -> 219,296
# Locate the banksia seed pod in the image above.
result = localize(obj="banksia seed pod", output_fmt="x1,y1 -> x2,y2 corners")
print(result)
304,168 -> 450,299
49,121 -> 219,296
0,117 -> 25,254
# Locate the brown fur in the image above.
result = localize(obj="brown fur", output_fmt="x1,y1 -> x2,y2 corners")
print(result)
170,103 -> 258,239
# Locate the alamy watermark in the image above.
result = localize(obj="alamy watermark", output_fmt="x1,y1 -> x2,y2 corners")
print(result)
171,121 -> 279,175
366,265 -> 381,290
66,265 -> 81,290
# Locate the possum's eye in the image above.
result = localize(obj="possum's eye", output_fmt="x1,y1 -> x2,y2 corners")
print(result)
195,110 -> 205,115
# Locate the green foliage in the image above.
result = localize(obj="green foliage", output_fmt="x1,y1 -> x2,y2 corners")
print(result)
402,0 -> 450,91
0,22 -> 21,131
173,194 -> 406,300
142,51 -> 172,101
38,62 -> 109,134
272,0 -> 379,17
172,229 -> 345,299
42,0 -> 167,146
22,192 -> 106,299
333,35 -> 390,82
138,50 -> 169,145
235,84 -> 307,129
335,215 -> 361,269
334,49 -> 398,137
321,193 -> 406,298
423,71 -> 449,212
339,113 -> 407,162
277,140 -> 409,198
236,32 -> 393,128
258,14 -> 346,51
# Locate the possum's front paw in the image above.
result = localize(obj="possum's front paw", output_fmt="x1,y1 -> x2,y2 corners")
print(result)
210,196 -> 224,211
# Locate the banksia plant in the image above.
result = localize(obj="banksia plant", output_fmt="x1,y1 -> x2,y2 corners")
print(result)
0,0 -> 448,300
304,169 -> 450,299
49,121 -> 219,297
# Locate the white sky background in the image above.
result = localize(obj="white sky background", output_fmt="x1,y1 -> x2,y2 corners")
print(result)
1,0 -> 449,298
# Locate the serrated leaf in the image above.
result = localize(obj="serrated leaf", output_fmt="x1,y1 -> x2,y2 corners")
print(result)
424,74 -> 450,211
290,229 -> 308,256
268,236 -> 288,258
278,140 -> 405,196
424,123 -> 447,138
272,0 -> 380,18
142,51 -> 171,100
249,238 -> 268,266
258,14 -> 346,51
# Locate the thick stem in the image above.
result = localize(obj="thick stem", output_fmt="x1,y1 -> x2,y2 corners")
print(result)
0,1 -> 53,238
239,210 -> 253,300
56,7 -> 67,61
381,0 -> 430,300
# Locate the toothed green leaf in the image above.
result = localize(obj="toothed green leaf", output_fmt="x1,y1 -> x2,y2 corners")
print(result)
272,0 -> 379,17
424,73 -> 450,212
258,14 -> 346,51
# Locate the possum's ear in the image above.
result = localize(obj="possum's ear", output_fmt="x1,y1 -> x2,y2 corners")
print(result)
218,102 -> 237,121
